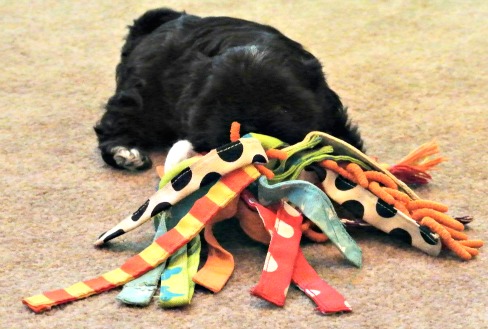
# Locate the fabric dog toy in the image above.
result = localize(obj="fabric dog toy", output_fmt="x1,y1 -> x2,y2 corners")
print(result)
22,138 -> 266,313
22,123 -> 483,314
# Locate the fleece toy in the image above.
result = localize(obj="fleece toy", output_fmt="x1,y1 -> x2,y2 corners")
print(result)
22,123 -> 483,314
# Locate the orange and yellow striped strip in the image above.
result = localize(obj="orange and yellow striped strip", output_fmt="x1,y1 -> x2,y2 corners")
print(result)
22,165 -> 260,313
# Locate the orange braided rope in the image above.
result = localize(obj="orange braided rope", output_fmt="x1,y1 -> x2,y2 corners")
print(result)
368,181 -> 396,205
230,122 -> 241,142
459,240 -> 484,248
420,217 -> 472,260
383,188 -> 411,204
321,160 -> 356,183
408,200 -> 448,213
345,163 -> 368,188
411,209 -> 464,231
321,159 -> 483,260
364,171 -> 398,189
393,201 -> 410,217
443,226 -> 468,241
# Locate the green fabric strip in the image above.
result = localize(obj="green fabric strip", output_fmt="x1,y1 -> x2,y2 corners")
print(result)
245,133 -> 286,150
156,183 -> 214,307
159,235 -> 201,307
271,146 -> 333,183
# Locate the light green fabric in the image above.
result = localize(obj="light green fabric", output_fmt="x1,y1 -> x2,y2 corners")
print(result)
156,182 -> 215,307
159,236 -> 201,307
117,167 -> 215,306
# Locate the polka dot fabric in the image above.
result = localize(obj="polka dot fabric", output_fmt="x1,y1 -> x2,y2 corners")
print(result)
22,126 -> 482,315
251,201 -> 303,306
319,167 -> 442,256
95,138 -> 267,246
243,192 -> 352,313
22,166 -> 261,313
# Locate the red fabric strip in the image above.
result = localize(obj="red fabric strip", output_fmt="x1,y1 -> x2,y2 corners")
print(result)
292,250 -> 352,313
242,192 -> 351,313
250,201 -> 303,306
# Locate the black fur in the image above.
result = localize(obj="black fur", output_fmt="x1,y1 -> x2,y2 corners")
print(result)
94,8 -> 364,170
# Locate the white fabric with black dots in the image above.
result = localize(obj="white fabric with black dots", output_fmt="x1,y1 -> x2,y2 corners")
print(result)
95,138 -> 268,246
320,168 -> 442,256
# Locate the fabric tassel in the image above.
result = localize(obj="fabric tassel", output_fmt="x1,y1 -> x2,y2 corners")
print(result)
386,141 -> 445,185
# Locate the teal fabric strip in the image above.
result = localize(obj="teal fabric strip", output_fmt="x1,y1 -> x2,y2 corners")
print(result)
116,213 -> 169,306
117,172 -> 214,306
258,176 -> 362,268
156,183 -> 213,306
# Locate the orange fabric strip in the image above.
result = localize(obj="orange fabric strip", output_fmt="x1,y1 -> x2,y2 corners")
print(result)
192,198 -> 240,292
192,223 -> 235,293
43,289 -> 75,303
120,255 -> 153,278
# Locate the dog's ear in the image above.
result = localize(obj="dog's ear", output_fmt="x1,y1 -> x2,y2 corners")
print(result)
127,8 -> 185,40
299,58 -> 325,91
121,8 -> 187,59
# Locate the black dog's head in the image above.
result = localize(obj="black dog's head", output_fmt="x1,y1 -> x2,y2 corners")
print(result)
180,45 -> 351,151
93,8 -> 364,171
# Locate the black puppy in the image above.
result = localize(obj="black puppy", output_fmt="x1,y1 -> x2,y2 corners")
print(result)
94,8 -> 364,171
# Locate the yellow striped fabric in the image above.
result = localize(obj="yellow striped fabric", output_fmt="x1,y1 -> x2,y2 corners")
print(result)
22,165 -> 260,313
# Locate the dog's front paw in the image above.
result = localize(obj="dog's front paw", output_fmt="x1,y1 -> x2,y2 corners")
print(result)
110,146 -> 152,171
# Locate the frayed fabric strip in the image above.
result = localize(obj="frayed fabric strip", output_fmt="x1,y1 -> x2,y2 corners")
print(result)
22,166 -> 260,313
116,215 -> 169,306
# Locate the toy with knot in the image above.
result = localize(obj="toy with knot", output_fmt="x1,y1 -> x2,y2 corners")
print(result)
22,122 -> 483,314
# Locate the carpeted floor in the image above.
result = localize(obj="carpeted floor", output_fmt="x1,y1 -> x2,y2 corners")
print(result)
1,1 -> 487,328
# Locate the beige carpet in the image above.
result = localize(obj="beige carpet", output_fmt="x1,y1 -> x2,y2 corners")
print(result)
2,1 -> 487,328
